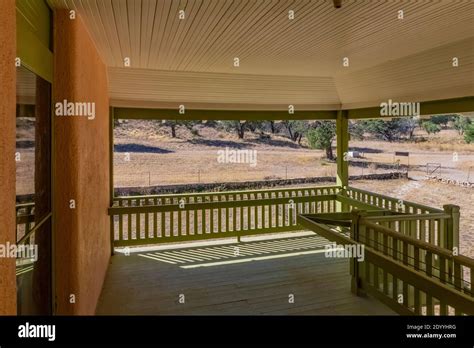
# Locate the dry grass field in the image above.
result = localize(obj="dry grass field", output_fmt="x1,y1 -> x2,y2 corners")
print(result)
16,119 -> 473,258
112,121 -> 474,187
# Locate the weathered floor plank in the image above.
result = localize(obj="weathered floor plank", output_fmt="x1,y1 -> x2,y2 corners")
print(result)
96,235 -> 395,315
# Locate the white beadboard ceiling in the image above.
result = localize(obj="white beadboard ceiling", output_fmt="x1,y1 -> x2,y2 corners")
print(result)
47,0 -> 474,110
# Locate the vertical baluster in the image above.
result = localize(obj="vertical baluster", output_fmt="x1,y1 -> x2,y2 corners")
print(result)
256,204 -> 260,230
127,199 -> 132,241
289,199 -> 293,226
210,207 -> 214,234
170,209 -> 175,237
153,198 -> 158,239
439,218 -> 446,248
145,201 -> 149,240
413,246 -> 421,314
137,200 -> 142,240
453,261 -> 462,314
439,255 -> 448,315
391,235 -> 399,302
265,200 -> 269,228
429,219 -> 435,245
178,208 -> 182,237
224,206 -> 229,233
373,229 -> 379,291
118,200 -> 124,243
232,196 -> 236,232
185,209 -> 190,237
402,240 -> 408,308
194,203 -> 198,236
471,266 -> 474,298
200,206 -> 205,234
382,228 -> 388,295
240,202 -> 244,232
247,204 -> 251,231
217,204 -> 221,234
160,203 -> 165,238
426,252 -> 433,315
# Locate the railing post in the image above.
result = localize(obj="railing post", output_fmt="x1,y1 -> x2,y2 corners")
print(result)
350,209 -> 365,296
444,204 -> 460,282
336,110 -> 349,213
443,204 -> 460,252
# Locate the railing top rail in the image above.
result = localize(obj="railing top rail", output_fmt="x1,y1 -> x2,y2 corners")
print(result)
346,186 -> 444,213
113,184 -> 342,200
16,202 -> 35,209
16,212 -> 51,245
364,213 -> 451,222
109,193 -> 337,213
362,219 -> 474,268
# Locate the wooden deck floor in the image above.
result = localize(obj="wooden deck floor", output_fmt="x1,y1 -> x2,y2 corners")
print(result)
96,234 -> 395,315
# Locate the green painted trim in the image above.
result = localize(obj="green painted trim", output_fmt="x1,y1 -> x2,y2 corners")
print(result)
114,97 -> 474,121
16,1 -> 53,83
113,108 -> 337,120
336,110 -> 349,188
336,195 -> 386,211
113,185 -> 341,201
419,97 -> 474,116
109,194 -> 337,215
346,97 -> 474,119
16,0 -> 51,48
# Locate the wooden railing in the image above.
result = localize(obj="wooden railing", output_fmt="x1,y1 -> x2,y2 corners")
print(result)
108,185 -> 461,248
354,212 -> 474,315
297,211 -> 474,315
342,186 -> 444,214
340,187 -> 459,251
109,186 -> 341,246
16,202 -> 35,244
19,184 -> 472,314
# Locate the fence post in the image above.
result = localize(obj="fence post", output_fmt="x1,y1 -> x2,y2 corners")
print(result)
350,209 -> 365,296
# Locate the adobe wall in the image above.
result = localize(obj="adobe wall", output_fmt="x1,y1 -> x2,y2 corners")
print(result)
53,10 -> 111,315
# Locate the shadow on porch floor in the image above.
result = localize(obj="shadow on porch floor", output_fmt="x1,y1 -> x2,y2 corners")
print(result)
96,234 -> 395,315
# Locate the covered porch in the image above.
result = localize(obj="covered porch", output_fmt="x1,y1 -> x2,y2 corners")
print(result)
4,0 -> 474,316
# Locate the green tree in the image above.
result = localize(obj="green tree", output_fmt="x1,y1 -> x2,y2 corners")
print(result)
349,121 -> 365,140
306,121 -> 336,160
267,121 -> 280,134
220,120 -> 262,139
281,120 -> 308,144
361,118 -> 413,142
453,115 -> 472,135
422,121 -> 441,135
161,120 -> 197,138
221,120 -> 246,139
464,123 -> 474,144
430,115 -> 453,128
